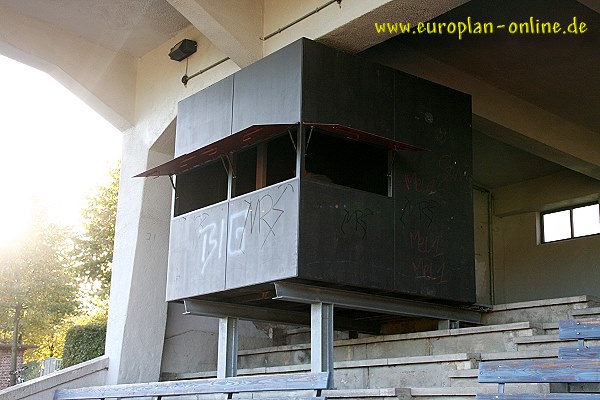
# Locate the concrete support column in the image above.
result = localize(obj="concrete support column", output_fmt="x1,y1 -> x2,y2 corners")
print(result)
104,129 -> 173,384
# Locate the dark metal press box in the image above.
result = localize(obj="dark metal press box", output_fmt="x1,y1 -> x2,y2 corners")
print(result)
138,38 -> 475,306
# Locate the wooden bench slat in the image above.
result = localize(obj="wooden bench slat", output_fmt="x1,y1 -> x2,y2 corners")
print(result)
477,394 -> 600,400
559,346 -> 600,359
478,359 -> 600,383
559,318 -> 600,340
54,372 -> 329,400
478,319 -> 600,400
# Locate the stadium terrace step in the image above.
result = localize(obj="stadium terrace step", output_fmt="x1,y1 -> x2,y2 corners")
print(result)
512,334 -> 600,352
399,383 -> 555,399
448,369 -> 480,388
481,296 -> 600,326
171,352 -> 481,390
237,322 -> 536,371
158,296 -> 600,400
570,307 -> 600,318
480,349 -> 558,361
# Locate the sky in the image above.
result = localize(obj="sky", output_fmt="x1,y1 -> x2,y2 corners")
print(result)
0,54 -> 122,246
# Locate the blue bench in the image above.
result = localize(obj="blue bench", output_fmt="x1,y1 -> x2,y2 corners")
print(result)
558,318 -> 600,359
476,318 -> 600,399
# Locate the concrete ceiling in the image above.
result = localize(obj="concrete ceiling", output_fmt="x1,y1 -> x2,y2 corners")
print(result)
472,130 -> 563,189
361,0 -> 600,188
390,0 -> 600,133
0,0 -> 190,57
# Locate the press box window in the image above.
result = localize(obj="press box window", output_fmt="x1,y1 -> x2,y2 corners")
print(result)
233,133 -> 296,197
541,203 -> 600,243
305,130 -> 389,196
174,160 -> 228,217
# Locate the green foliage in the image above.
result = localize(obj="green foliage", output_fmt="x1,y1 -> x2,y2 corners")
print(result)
0,165 -> 118,365
73,165 -> 120,299
62,322 -> 106,368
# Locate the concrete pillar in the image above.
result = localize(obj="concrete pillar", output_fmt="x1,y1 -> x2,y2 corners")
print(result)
104,128 -> 173,384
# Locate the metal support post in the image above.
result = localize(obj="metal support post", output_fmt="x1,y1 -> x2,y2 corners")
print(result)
438,319 -> 460,330
217,317 -> 238,378
311,302 -> 334,388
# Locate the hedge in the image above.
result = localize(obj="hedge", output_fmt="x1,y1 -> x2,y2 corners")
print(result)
62,322 -> 106,368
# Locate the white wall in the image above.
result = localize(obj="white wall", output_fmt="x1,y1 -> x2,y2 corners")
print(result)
491,170 -> 600,303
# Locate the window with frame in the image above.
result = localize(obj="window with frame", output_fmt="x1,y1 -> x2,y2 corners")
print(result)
541,202 -> 600,243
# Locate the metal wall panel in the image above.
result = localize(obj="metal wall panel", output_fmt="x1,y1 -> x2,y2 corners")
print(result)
301,39 -> 395,140
166,201 -> 228,300
167,38 -> 475,305
391,71 -> 475,303
175,76 -> 233,157
231,40 -> 302,133
225,179 -> 300,290
298,180 -> 394,291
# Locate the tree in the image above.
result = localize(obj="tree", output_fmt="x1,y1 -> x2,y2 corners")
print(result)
0,219 -> 79,384
73,165 -> 120,299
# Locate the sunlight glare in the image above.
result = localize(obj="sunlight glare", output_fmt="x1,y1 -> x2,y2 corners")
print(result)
0,55 -> 122,246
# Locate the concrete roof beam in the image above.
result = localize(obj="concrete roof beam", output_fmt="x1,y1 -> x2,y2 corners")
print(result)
167,0 -> 263,68
366,44 -> 600,181
0,4 -> 136,131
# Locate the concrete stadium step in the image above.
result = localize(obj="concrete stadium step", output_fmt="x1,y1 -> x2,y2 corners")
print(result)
481,295 -> 600,326
448,369 -> 479,387
224,385 -> 549,400
449,350 -> 559,387
523,308 -> 600,335
332,352 -> 479,389
481,348 -> 558,361
512,334 -> 600,351
570,306 -> 600,318
396,383 -> 553,400
542,321 -> 559,334
396,386 -> 486,399
325,388 -> 405,400
173,352 -> 481,390
238,322 -> 537,370
162,296 -> 600,396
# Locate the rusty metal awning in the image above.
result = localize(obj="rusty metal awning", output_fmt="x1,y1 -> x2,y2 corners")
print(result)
135,124 -> 295,177
305,123 -> 428,152
135,122 -> 427,178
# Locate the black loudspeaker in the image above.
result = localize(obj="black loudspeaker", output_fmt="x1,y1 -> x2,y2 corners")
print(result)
169,39 -> 197,61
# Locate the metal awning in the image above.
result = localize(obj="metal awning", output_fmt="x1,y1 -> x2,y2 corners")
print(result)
135,122 -> 427,178
305,123 -> 428,152
135,124 -> 295,177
